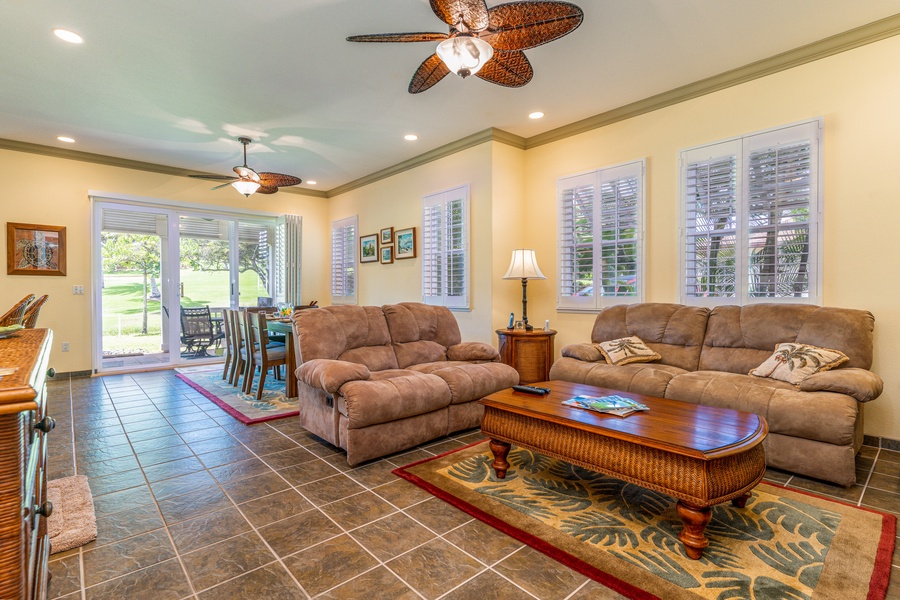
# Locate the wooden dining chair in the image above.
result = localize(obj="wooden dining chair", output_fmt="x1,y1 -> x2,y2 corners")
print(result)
246,311 -> 287,400
0,294 -> 35,327
21,295 -> 49,329
221,308 -> 233,381
229,309 -> 248,388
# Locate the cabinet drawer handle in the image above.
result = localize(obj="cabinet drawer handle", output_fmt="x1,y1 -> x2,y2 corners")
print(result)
47,367 -> 56,378
36,502 -> 53,518
35,417 -> 56,434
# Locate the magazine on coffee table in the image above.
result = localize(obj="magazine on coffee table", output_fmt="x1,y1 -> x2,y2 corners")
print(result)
562,394 -> 649,417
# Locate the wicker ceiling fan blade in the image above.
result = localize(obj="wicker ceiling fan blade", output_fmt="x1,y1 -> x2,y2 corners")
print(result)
430,0 -> 489,31
233,165 -> 260,182
258,172 -> 302,188
485,1 -> 583,51
347,32 -> 449,43
188,174 -> 239,182
256,185 -> 278,195
409,53 -> 451,94
475,50 -> 533,87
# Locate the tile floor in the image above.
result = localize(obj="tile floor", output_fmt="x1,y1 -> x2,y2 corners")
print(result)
46,371 -> 900,599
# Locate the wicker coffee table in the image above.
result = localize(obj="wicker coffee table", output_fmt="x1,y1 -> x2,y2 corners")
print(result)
480,380 -> 768,559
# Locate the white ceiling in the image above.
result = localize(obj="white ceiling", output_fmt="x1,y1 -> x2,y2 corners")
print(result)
2,1 -> 898,192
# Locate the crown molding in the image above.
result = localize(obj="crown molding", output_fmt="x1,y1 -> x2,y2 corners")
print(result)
0,138 -> 329,199
526,12 -> 900,149
326,127 -> 524,197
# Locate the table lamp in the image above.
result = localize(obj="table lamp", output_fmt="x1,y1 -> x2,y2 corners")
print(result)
503,249 -> 546,331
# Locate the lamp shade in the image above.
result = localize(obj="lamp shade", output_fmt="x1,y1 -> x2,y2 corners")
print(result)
232,180 -> 261,197
436,35 -> 493,78
503,249 -> 546,280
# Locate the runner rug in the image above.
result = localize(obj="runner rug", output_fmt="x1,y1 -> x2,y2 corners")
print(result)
175,365 -> 298,424
395,441 -> 895,600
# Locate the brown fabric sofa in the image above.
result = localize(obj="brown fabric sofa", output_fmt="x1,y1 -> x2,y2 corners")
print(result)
549,303 -> 883,486
291,302 -> 520,465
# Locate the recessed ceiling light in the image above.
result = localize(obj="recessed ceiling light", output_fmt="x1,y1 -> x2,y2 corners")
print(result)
57,136 -> 75,143
404,134 -> 418,141
53,29 -> 84,44
529,111 -> 544,119
307,180 -> 317,185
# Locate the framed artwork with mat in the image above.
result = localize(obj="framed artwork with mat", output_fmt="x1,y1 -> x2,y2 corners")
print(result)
7,222 -> 66,276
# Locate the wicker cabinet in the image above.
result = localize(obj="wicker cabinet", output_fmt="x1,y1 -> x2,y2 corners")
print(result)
0,329 -> 54,600
496,328 -> 556,385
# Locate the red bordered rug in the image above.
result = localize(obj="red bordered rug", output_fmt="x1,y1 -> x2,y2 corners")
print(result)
394,441 -> 895,600
175,365 -> 298,425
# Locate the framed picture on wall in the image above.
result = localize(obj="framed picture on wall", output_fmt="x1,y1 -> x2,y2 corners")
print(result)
6,222 -> 67,276
360,233 -> 378,263
380,246 -> 393,264
380,227 -> 393,245
395,227 -> 416,259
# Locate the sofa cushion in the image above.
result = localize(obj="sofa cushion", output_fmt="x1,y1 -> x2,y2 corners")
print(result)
665,371 -> 859,446
384,303 -> 462,368
699,304 -> 875,374
447,342 -> 499,362
548,357 -> 687,398
590,303 -> 709,371
292,305 -> 398,371
749,343 -> 849,386
596,336 -> 661,366
561,343 -> 603,362
338,372 -> 451,429
296,359 -> 370,394
409,361 -> 520,404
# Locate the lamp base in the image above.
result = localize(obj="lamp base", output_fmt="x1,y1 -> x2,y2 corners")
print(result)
524,323 -> 534,331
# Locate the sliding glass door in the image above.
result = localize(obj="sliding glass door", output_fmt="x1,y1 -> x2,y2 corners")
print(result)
93,200 -> 278,373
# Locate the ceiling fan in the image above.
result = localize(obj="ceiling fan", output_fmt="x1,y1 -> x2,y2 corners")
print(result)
190,137 -> 302,197
347,0 -> 583,93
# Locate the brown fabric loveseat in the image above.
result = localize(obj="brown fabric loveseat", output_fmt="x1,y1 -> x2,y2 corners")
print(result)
549,303 -> 883,486
291,302 -> 520,465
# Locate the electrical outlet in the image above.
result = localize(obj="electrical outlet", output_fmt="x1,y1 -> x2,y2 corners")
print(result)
72,285 -> 84,295
61,342 -> 70,352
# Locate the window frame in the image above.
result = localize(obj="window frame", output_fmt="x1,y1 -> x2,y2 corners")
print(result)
678,118 -> 823,306
330,215 -> 357,305
421,185 -> 470,310
556,159 -> 646,313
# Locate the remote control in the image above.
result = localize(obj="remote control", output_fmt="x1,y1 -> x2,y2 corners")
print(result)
513,385 -> 550,395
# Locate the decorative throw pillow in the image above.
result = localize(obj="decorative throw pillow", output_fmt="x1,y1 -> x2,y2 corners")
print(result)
749,343 -> 849,386
595,336 -> 661,366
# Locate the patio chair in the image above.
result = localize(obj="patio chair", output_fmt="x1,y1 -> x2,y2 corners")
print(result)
0,294 -> 35,327
21,295 -> 49,328
179,306 -> 224,358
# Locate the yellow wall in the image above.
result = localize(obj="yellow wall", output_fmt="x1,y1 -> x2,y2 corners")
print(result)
0,149 -> 331,373
328,143 -> 498,343
522,35 -> 900,439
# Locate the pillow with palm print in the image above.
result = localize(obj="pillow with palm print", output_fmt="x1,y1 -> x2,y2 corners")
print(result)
749,342 -> 849,386
595,336 -> 661,366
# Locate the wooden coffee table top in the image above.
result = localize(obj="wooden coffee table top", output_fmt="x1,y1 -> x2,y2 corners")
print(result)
481,380 -> 766,461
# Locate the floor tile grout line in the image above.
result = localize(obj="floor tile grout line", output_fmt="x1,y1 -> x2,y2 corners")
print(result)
858,446 -> 880,507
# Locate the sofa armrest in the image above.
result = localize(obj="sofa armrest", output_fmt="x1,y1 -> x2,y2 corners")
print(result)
447,342 -> 499,362
799,368 -> 884,403
561,343 -> 603,363
296,359 -> 371,394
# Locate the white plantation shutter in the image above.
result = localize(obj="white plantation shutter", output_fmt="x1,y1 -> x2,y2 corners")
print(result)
422,186 -> 469,309
331,215 -> 357,304
680,119 -> 821,305
557,161 -> 644,311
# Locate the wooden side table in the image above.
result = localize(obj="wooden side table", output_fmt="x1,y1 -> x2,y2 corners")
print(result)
496,328 -> 557,385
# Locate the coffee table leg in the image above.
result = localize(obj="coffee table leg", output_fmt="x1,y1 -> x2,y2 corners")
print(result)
489,439 -> 511,479
731,492 -> 752,508
676,501 -> 711,560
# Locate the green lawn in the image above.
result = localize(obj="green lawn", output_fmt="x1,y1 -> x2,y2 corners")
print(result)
101,270 -> 268,355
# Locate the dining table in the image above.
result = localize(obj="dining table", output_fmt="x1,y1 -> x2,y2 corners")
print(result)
265,317 -> 297,399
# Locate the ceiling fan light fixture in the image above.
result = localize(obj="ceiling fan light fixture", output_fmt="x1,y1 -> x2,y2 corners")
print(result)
436,35 -> 493,78
232,180 -> 261,197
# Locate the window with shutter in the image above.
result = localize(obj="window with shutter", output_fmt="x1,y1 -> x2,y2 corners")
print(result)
557,161 -> 645,311
422,186 -> 469,309
331,215 -> 357,305
680,119 -> 821,305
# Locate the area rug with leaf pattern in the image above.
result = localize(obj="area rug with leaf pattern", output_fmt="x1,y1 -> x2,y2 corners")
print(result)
394,441 -> 895,599
175,365 -> 298,424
